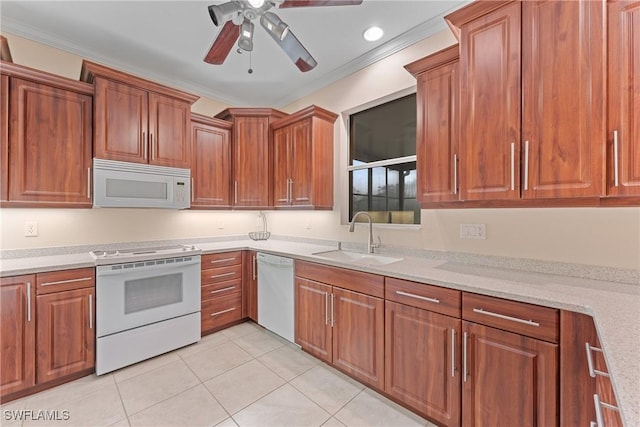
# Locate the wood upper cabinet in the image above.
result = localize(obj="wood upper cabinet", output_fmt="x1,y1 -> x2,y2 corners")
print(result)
190,114 -> 233,208
521,0 -> 605,199
295,261 -> 384,389
0,275 -> 36,398
607,0 -> 640,198
81,60 -> 198,169
385,301 -> 461,427
405,45 -> 460,204
449,1 -> 521,201
271,105 -> 338,209
1,64 -> 93,208
215,108 -> 287,208
560,311 -> 623,427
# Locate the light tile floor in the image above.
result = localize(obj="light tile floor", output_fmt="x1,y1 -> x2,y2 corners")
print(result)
1,322 -> 436,427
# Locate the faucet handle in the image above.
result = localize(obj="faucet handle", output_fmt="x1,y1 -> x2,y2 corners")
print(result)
372,236 -> 381,249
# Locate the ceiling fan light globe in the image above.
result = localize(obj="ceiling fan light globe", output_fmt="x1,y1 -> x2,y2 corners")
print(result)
239,19 -> 255,51
260,12 -> 289,41
208,2 -> 243,26
247,0 -> 265,8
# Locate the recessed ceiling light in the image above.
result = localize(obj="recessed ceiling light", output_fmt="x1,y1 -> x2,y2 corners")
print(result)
363,26 -> 384,42
247,0 -> 265,8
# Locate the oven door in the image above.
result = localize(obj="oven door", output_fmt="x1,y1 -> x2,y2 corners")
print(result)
96,255 -> 201,338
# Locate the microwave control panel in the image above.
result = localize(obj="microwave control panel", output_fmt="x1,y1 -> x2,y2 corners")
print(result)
174,180 -> 189,208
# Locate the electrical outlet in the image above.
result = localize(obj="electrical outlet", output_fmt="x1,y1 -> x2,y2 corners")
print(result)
24,221 -> 39,237
217,220 -> 224,230
305,218 -> 312,230
459,223 -> 486,240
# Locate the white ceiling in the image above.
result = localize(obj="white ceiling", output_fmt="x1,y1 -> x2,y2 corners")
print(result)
1,0 -> 467,107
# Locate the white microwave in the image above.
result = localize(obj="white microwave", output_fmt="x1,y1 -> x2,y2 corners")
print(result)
93,159 -> 191,209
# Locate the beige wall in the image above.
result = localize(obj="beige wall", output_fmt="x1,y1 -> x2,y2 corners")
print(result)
1,32 -> 639,270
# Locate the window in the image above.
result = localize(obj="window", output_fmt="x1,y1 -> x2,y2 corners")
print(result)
348,94 -> 418,225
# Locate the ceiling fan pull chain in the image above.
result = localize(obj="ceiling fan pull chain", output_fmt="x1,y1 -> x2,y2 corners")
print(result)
248,51 -> 253,74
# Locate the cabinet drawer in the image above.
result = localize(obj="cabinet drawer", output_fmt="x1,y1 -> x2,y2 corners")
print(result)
385,277 -> 461,318
201,280 -> 241,301
462,292 -> 559,343
202,251 -> 242,268
201,293 -> 242,332
295,260 -> 384,298
36,268 -> 95,294
201,265 -> 242,285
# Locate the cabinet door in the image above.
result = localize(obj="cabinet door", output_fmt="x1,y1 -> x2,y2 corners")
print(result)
242,251 -> 258,321
417,59 -> 460,203
459,2 -> 521,201
1,74 -> 8,202
8,78 -> 92,206
93,77 -> 148,163
607,0 -> 640,197
191,120 -> 231,207
462,321 -> 557,427
273,126 -> 292,206
385,301 -> 461,427
36,287 -> 95,383
332,287 -> 384,390
295,277 -> 332,363
290,119 -> 313,206
148,92 -> 191,168
232,116 -> 272,208
522,0 -> 605,199
0,275 -> 36,397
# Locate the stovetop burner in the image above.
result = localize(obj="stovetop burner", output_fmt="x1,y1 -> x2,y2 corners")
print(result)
90,244 -> 201,265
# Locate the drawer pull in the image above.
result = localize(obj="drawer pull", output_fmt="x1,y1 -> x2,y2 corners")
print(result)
594,393 -> 619,427
210,307 -> 235,317
210,272 -> 236,279
210,286 -> 236,294
472,308 -> 539,327
210,258 -> 237,264
41,277 -> 93,287
585,343 -> 610,378
396,290 -> 440,304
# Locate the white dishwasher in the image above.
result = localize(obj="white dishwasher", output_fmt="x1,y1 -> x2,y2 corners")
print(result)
257,252 -> 295,343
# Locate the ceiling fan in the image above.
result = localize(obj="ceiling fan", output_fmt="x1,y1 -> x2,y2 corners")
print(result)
204,0 -> 363,72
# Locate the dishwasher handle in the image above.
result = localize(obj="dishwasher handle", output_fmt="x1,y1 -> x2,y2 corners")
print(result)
256,253 -> 293,268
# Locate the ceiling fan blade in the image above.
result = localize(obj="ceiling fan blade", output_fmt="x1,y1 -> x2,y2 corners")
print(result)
278,0 -> 363,8
204,21 -> 240,64
265,27 -> 317,72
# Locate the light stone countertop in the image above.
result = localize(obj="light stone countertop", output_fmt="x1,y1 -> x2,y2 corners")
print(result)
1,237 -> 638,426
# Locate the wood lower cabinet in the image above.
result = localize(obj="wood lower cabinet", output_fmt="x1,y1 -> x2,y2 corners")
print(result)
0,275 -> 36,398
271,105 -> 337,209
607,0 -> 640,198
215,108 -> 287,209
242,250 -> 258,321
201,251 -> 243,334
560,311 -> 623,427
81,60 -> 198,168
405,45 -> 460,204
190,114 -> 233,208
2,64 -> 93,207
35,269 -> 95,385
295,261 -> 384,389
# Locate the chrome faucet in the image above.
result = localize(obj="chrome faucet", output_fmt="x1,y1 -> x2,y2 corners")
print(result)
348,211 -> 381,254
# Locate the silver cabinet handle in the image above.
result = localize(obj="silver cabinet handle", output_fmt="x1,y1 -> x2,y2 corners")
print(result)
472,308 -> 540,327
40,277 -> 94,287
585,343 -> 609,378
289,179 -> 294,204
453,154 -> 458,195
252,255 -> 257,280
395,290 -> 440,304
87,167 -> 91,199
330,293 -> 335,327
143,132 -> 147,159
26,282 -> 32,322
613,130 -> 619,187
463,331 -> 468,382
591,422 -> 597,427
211,307 -> 235,317
594,393 -> 620,427
150,133 -> 154,160
210,258 -> 236,264
210,286 -> 236,294
451,329 -> 456,378
191,177 -> 194,202
324,292 -> 329,325
234,181 -> 238,204
523,140 -> 529,191
88,294 -> 93,329
210,272 -> 236,279
510,142 -> 515,191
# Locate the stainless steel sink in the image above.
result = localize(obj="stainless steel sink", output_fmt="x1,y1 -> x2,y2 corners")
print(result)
312,250 -> 402,266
